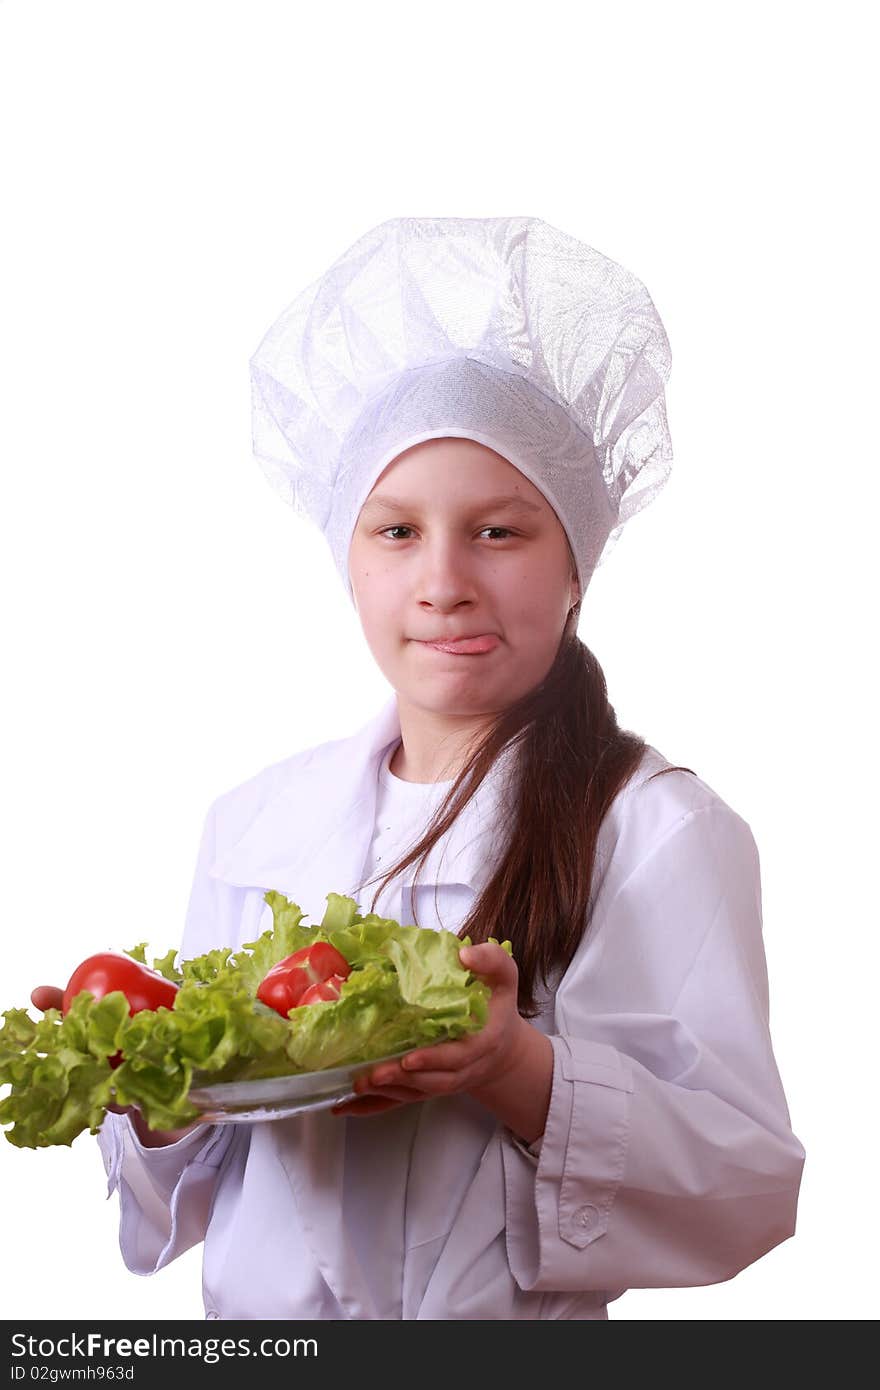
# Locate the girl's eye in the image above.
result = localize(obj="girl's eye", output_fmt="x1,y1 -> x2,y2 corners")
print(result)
378,526 -> 515,542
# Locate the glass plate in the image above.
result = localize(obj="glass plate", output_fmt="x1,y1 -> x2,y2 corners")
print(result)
186,1046 -> 414,1124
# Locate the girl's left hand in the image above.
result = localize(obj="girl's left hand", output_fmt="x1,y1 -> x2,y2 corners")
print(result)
330,942 -> 524,1118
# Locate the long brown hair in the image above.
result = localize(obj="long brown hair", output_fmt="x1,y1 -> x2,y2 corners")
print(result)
361,596 -> 695,1019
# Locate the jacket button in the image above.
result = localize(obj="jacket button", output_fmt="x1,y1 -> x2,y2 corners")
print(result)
577,1204 -> 599,1228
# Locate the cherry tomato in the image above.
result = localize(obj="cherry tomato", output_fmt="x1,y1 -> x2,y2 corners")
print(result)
257,943 -> 351,1017
61,952 -> 179,1068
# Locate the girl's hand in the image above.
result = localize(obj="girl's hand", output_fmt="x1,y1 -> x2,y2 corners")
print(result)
331,942 -> 527,1118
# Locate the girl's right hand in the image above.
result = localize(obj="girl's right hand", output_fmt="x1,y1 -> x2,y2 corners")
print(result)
29,984 -> 204,1147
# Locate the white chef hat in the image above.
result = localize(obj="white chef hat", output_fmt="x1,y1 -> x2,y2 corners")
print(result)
248,216 -> 673,606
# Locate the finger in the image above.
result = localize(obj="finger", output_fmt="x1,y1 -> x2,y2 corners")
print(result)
398,1039 -> 484,1075
459,943 -> 518,988
354,1075 -> 426,1103
384,1067 -> 478,1097
331,1095 -> 404,1117
31,985 -> 64,1013
399,1024 -> 510,1076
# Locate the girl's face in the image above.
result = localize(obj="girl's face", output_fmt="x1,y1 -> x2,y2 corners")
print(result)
348,438 -> 580,720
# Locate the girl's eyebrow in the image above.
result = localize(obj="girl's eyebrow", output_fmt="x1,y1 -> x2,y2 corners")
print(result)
361,493 -> 543,516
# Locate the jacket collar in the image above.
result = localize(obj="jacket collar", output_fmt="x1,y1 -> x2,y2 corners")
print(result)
206,692 -> 518,926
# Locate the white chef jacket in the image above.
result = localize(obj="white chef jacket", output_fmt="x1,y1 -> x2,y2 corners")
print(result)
96,693 -> 805,1320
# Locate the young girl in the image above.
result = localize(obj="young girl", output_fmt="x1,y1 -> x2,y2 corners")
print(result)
39,217 -> 805,1319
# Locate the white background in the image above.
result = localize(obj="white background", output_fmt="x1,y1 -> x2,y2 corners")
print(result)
1,0 -> 875,1321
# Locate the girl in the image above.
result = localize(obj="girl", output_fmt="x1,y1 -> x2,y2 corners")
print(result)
35,216 -> 805,1319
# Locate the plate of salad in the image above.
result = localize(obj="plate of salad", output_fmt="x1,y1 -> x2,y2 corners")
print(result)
0,889 -> 512,1147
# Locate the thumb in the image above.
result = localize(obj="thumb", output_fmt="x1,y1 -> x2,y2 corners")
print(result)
31,985 -> 64,1013
459,942 -> 516,985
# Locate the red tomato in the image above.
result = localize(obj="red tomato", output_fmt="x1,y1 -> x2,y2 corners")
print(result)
61,952 -> 179,1068
257,943 -> 351,1017
298,972 -> 347,1005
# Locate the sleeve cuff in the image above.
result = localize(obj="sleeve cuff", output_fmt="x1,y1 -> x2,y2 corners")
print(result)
126,1115 -> 219,1169
501,1032 -> 634,1291
97,1110 -> 222,1197
106,1115 -> 236,1276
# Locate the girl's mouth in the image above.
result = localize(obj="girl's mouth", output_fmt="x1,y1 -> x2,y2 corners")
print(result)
418,635 -> 500,655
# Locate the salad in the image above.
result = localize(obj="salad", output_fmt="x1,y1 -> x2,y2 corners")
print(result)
0,889 -> 511,1149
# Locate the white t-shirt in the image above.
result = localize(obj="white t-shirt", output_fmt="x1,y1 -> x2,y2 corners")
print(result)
355,737 -> 461,930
